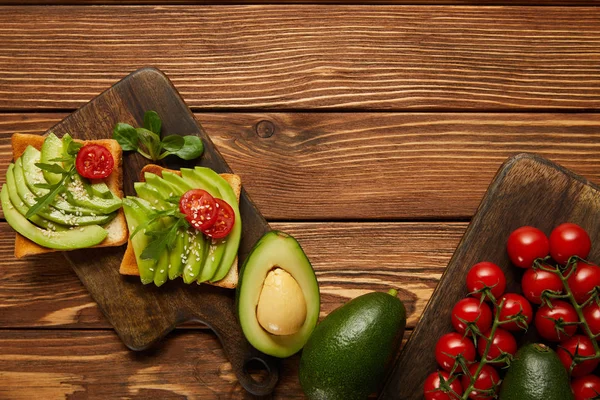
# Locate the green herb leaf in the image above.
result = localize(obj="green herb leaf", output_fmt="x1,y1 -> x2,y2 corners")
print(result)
143,111 -> 162,135
114,111 -> 204,163
161,135 -> 184,152
67,140 -> 83,156
26,168 -> 74,218
136,128 -> 162,161
35,162 -> 67,174
49,156 -> 74,163
113,123 -> 139,151
34,183 -> 55,190
141,218 -> 187,260
175,135 -> 204,160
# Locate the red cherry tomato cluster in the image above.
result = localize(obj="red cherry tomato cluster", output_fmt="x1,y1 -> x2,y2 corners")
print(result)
179,189 -> 235,239
425,262 -> 515,399
425,222 -> 600,400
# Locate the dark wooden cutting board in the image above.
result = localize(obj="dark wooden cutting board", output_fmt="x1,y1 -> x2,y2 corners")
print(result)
44,68 -> 279,396
380,153 -> 600,399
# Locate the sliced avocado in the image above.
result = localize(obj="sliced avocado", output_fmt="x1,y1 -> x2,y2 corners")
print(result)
180,168 -> 227,282
236,231 -> 320,358
20,146 -> 99,216
40,133 -> 63,185
1,184 -> 107,249
13,158 -> 115,226
153,247 -> 170,287
198,239 -> 226,283
181,230 -> 208,284
122,197 -> 157,285
144,172 -> 181,196
59,134 -> 116,201
500,343 -> 574,400
5,163 -> 68,231
161,171 -> 193,194
89,181 -> 113,199
193,167 -> 241,282
168,228 -> 186,280
134,182 -> 170,210
299,290 -> 405,400
180,168 -> 219,196
63,177 -> 122,214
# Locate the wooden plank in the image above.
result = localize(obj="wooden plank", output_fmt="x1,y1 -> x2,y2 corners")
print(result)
0,221 -> 465,329
0,328 -> 409,399
1,0 -> 598,4
0,6 -> 599,111
0,0 -> 597,4
2,113 -> 600,220
0,329 -> 300,399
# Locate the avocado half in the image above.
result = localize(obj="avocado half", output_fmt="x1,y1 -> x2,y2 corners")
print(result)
236,230 -> 320,358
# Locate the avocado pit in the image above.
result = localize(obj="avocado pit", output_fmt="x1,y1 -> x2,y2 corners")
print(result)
257,267 -> 307,335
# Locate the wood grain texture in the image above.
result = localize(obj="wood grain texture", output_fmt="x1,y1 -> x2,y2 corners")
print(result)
2,112 -> 600,220
0,221 -> 465,329
0,6 -> 599,111
0,329 -> 301,399
1,0 -> 598,4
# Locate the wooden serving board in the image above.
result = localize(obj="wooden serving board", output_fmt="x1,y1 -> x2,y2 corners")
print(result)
43,68 -> 279,396
380,153 -> 600,399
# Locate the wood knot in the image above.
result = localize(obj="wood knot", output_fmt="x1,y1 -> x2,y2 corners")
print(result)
255,120 -> 275,138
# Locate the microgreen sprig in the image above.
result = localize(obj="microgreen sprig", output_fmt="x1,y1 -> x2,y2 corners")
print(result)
129,206 -> 189,263
113,110 -> 204,162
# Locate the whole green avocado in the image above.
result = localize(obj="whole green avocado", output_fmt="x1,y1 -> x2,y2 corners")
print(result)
299,289 -> 406,400
500,343 -> 574,400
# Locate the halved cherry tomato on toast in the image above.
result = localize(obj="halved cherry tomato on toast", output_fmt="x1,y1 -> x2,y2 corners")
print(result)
179,189 -> 218,231
202,198 -> 235,239
75,144 -> 114,179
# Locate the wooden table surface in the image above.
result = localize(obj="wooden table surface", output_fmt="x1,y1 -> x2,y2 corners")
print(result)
1,2 -> 600,399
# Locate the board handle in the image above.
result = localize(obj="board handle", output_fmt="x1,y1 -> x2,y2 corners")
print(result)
184,293 -> 280,396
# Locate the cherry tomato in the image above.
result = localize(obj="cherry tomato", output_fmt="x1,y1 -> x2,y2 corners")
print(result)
179,189 -> 217,231
550,223 -> 591,265
497,293 -> 533,332
507,226 -> 549,268
201,198 -> 235,239
534,300 -> 578,342
460,363 -> 500,400
423,371 -> 463,400
451,298 -> 493,336
477,328 -> 517,364
435,332 -> 476,372
571,374 -> 600,400
566,261 -> 600,304
583,303 -> 600,336
521,267 -> 563,304
557,335 -> 599,377
75,144 -> 114,179
466,262 -> 506,301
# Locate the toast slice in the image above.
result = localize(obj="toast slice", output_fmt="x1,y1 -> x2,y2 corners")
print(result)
10,133 -> 128,258
119,164 -> 241,289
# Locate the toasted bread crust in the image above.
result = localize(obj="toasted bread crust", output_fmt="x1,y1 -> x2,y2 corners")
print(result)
10,133 -> 128,258
119,164 -> 241,289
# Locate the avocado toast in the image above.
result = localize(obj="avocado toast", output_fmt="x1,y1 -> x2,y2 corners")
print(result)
6,133 -> 128,258
119,164 -> 241,289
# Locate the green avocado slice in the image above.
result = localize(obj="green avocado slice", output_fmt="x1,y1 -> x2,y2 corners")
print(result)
5,163 -> 68,231
13,158 -> 115,226
122,197 -> 157,285
1,184 -> 107,249
193,167 -> 241,283
40,133 -> 63,185
236,231 -> 320,358
179,168 -> 226,283
20,146 -> 101,216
